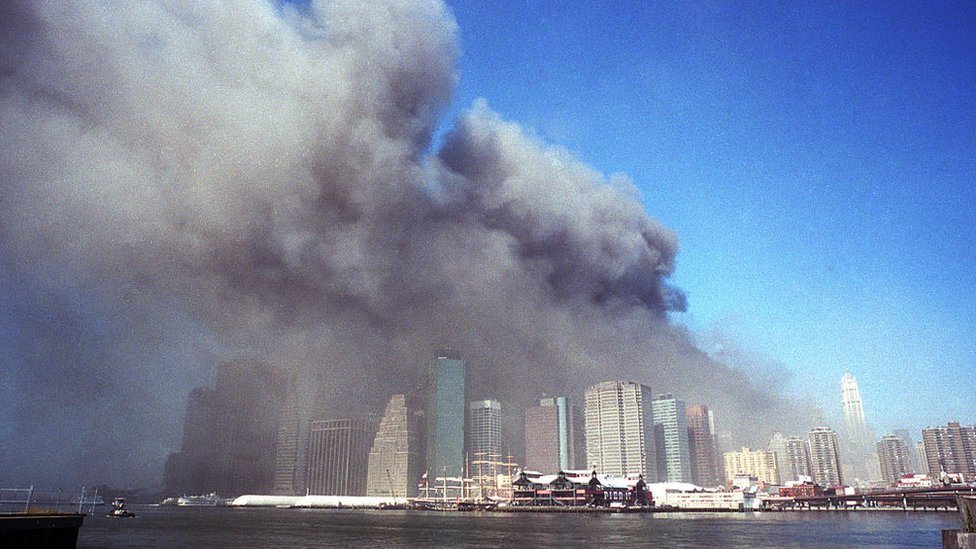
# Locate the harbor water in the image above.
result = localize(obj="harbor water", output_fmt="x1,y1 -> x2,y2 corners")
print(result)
78,506 -> 958,548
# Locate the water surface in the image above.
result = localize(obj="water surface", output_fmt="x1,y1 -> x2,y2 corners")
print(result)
78,506 -> 958,548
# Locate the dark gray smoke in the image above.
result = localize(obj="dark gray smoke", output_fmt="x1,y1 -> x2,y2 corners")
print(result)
0,0 -> 808,488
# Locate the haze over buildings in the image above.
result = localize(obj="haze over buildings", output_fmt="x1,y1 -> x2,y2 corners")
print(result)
0,0 -> 972,490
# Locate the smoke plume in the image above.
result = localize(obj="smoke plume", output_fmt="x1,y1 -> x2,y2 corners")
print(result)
0,0 -> 807,487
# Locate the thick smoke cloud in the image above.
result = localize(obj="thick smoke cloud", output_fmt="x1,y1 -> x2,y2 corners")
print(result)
0,0 -> 807,487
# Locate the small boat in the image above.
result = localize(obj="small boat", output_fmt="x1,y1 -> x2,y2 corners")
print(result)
108,497 -> 136,518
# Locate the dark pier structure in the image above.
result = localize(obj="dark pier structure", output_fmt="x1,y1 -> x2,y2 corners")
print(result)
0,514 -> 85,549
768,485 -> 976,512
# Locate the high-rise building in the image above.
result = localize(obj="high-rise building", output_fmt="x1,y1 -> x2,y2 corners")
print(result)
841,370 -> 867,436
839,369 -> 879,484
652,394 -> 692,483
892,428 -> 920,474
722,447 -> 780,486
685,404 -> 721,487
272,377 -> 313,496
808,427 -> 844,486
468,399 -> 502,482
767,432 -> 789,485
524,397 -> 584,473
366,394 -> 424,498
306,419 -> 371,496
584,381 -> 656,480
877,434 -> 913,485
164,357 -> 287,498
783,436 -> 812,482
921,422 -> 976,481
426,352 -> 466,477
916,441 -> 927,476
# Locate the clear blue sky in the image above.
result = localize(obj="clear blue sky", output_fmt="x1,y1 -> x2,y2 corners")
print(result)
441,0 -> 976,436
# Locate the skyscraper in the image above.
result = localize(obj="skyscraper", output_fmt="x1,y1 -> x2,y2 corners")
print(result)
685,404 -> 721,487
722,447 -> 780,485
306,419 -> 372,496
877,434 -> 913,485
893,428 -> 920,474
784,436 -> 812,481
652,394 -> 692,483
164,357 -> 286,498
584,381 -> 656,480
366,394 -> 424,498
839,369 -> 879,483
468,399 -> 502,482
921,422 -> 976,481
841,370 -> 867,436
808,426 -> 844,486
426,352 -> 466,477
524,397 -> 584,473
767,432 -> 789,485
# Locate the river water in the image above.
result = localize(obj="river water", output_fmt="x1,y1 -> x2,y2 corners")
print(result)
78,506 -> 958,548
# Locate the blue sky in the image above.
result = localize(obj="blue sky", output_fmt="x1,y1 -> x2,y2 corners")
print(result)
441,0 -> 975,435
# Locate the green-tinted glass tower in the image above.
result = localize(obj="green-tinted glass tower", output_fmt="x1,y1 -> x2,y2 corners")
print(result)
426,352 -> 466,477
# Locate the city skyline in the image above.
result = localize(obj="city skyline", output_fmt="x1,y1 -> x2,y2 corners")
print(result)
0,0 -> 972,491
157,350 -> 973,499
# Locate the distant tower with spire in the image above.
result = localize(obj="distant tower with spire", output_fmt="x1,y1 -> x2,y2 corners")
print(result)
839,369 -> 880,484
840,369 -> 867,437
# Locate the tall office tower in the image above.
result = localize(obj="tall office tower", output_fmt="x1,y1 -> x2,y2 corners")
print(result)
499,401 -> 526,469
877,434 -> 913,485
272,378 -> 313,495
767,432 -> 789,484
839,369 -> 879,483
305,419 -> 371,496
366,394 -> 424,498
783,436 -> 812,481
468,400 -> 502,481
808,427 -> 844,486
584,381 -> 656,480
164,357 -> 287,498
916,441 -> 927,475
892,428 -> 920,473
652,394 -> 693,483
722,447 -> 780,485
841,370 -> 867,435
921,422 -> 976,481
686,404 -> 721,486
426,352 -> 466,477
524,397 -> 584,473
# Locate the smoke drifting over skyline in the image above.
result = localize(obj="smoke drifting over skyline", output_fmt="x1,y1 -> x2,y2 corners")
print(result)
0,0 -> 806,487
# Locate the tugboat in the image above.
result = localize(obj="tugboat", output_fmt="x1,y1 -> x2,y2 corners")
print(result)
108,497 -> 136,518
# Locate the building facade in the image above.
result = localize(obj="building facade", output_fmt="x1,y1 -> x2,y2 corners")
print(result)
425,352 -> 466,478
524,397 -> 584,473
921,422 -> 976,481
839,370 -> 879,484
783,436 -> 812,482
652,394 -> 692,483
306,419 -> 372,496
722,447 -> 780,486
686,404 -> 721,487
877,434 -> 913,485
584,381 -> 656,480
366,394 -> 424,498
808,427 -> 844,486
468,399 -> 502,482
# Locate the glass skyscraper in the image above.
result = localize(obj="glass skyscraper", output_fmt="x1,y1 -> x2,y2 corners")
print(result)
652,394 -> 693,483
425,352 -> 466,477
